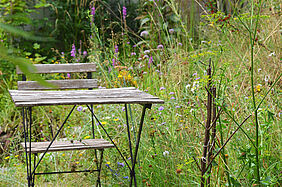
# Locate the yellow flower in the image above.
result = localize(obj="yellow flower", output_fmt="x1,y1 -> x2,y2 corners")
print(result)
84,136 -> 91,139
128,74 -> 132,79
256,85 -> 261,92
180,120 -> 183,123
4,156 -> 10,160
118,74 -> 123,78
62,154 -> 65,157
30,58 -> 33,61
76,162 -> 79,164
25,56 -> 29,59
79,153 -> 83,157
15,155 -> 19,158
51,60 -> 54,62
61,56 -> 64,59
67,126 -> 70,129
106,162 -> 110,165
113,118 -> 119,121
55,61 -> 59,64
101,122 -> 107,125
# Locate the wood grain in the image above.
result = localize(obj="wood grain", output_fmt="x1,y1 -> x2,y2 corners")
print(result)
9,87 -> 164,107
21,139 -> 114,153
16,63 -> 96,74
18,79 -> 98,90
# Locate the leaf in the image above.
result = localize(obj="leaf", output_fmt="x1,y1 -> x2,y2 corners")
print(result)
33,43 -> 40,50
0,45 -> 56,88
140,17 -> 150,27
0,23 -> 55,42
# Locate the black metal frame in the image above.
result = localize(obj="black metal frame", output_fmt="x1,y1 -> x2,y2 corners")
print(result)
22,104 -> 105,187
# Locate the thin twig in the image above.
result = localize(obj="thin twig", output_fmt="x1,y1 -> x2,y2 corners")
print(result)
205,114 -> 252,172
193,156 -> 201,171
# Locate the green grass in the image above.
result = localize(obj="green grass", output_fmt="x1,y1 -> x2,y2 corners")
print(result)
0,0 -> 281,186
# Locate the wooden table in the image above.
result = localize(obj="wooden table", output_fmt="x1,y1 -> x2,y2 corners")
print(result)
9,87 -> 164,186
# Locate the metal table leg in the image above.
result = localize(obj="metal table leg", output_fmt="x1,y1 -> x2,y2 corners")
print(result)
87,104 -> 152,187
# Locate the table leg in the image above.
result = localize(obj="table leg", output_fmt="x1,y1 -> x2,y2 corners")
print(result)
22,107 -> 30,186
129,104 -> 151,187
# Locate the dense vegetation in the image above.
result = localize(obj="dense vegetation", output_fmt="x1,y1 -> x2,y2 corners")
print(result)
0,0 -> 281,186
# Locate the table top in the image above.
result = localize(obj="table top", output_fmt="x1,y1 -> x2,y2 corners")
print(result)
9,87 -> 164,107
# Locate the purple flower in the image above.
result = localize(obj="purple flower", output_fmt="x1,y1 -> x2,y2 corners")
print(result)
70,44 -> 76,57
176,105 -> 181,108
117,162 -> 124,167
157,44 -> 164,49
178,42 -> 182,46
169,29 -> 174,34
158,106 -> 164,111
122,6 -> 127,20
67,73 -> 71,79
195,77 -> 200,80
144,50 -> 150,54
114,45 -> 118,53
169,92 -> 174,95
192,72 -> 197,76
127,41 -> 130,44
131,52 -> 136,56
149,56 -> 153,64
160,87 -> 165,90
144,55 -> 149,58
140,31 -> 149,37
123,176 -> 129,179
170,97 -> 175,100
83,51 -> 87,57
90,5 -> 95,24
112,58 -> 116,66
133,44 -> 137,48
77,106 -> 83,112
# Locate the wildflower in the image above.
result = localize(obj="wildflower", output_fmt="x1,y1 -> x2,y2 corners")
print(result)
158,106 -> 164,111
170,97 -> 175,100
101,121 -> 107,125
118,74 -> 122,78
143,55 -> 149,58
67,73 -> 71,79
255,84 -> 261,92
163,151 -> 169,156
83,51 -> 87,57
169,92 -> 174,95
77,106 -> 83,111
176,168 -> 182,174
268,52 -> 276,57
117,162 -> 125,167
157,44 -> 164,49
148,56 -> 153,67
160,87 -> 165,90
113,118 -> 119,121
140,30 -> 149,37
4,156 -> 10,160
122,6 -> 127,20
76,162 -> 79,165
71,44 -> 76,57
144,50 -> 150,54
79,153 -> 83,157
106,161 -> 110,165
195,77 -> 200,80
192,72 -> 197,76
131,52 -> 136,56
169,29 -> 174,34
123,176 -> 129,179
84,135 -> 91,139
178,42 -> 183,46
90,5 -> 95,24
112,58 -> 116,66
133,44 -> 137,47
258,68 -> 262,73
62,154 -> 65,156
15,155 -> 19,158
114,45 -> 118,53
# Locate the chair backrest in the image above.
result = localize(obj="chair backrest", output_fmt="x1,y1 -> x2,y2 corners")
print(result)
16,63 -> 98,90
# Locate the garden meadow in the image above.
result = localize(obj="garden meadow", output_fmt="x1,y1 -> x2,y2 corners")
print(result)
0,0 -> 281,186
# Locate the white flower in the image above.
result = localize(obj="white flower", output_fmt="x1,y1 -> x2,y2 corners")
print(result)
268,52 -> 276,57
163,151 -> 169,156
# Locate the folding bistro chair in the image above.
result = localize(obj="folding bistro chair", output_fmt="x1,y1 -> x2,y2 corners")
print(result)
15,63 -> 114,186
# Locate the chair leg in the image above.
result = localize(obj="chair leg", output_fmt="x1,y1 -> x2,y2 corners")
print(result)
96,150 -> 104,187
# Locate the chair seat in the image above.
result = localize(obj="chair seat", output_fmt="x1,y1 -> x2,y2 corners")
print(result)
21,139 -> 114,153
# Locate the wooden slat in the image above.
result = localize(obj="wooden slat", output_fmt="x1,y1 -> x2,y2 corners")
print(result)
21,139 -> 114,153
16,63 -> 96,74
18,79 -> 98,90
9,88 -> 165,107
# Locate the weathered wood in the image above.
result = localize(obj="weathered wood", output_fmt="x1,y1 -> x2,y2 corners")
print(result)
16,63 -> 96,74
21,139 -> 114,153
18,79 -> 98,90
9,88 -> 165,107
